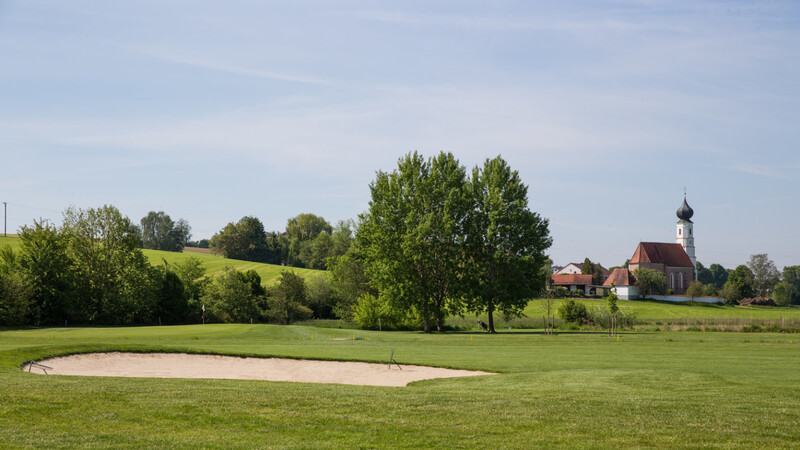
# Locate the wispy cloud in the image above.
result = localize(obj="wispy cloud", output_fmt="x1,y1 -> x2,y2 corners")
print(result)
135,48 -> 332,85
726,163 -> 795,180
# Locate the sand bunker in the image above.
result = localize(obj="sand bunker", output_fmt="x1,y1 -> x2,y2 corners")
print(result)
23,352 -> 492,387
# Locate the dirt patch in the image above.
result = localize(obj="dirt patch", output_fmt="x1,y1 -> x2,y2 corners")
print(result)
23,352 -> 493,387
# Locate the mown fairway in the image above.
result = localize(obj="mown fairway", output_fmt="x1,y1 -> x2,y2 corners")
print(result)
1,325 -> 799,448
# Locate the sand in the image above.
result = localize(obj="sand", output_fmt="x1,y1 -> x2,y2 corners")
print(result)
23,352 -> 493,387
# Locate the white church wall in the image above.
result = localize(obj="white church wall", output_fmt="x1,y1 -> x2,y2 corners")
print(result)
645,295 -> 724,304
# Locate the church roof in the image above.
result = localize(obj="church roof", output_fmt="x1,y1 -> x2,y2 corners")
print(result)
604,268 -> 635,287
630,242 -> 694,268
676,196 -> 694,222
551,274 -> 593,286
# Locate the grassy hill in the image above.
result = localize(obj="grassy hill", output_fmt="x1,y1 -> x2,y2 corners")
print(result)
1,324 -> 799,447
142,247 -> 325,285
2,234 -> 324,285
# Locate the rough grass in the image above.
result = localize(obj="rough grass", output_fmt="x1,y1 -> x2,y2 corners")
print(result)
2,325 -> 800,448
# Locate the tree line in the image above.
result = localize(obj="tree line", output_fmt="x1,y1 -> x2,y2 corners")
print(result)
0,205 -> 342,326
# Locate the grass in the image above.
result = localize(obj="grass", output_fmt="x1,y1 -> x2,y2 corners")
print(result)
142,248 -> 325,285
1,324 -> 800,447
0,235 -> 20,251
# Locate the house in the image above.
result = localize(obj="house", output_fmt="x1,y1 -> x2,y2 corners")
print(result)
603,267 -> 638,300
555,262 -> 610,277
551,273 -> 595,295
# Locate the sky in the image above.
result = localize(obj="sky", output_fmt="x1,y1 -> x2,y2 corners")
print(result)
1,1 -> 799,270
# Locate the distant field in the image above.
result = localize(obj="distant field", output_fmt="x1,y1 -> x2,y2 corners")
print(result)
142,247 -> 325,285
0,235 -> 19,251
1,235 -> 324,285
1,324 -> 799,447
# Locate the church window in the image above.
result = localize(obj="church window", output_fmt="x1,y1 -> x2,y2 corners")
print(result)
680,273 -> 684,290
670,273 -> 675,289
679,229 -> 682,235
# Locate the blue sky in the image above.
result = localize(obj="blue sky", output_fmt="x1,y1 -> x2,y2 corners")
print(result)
1,1 -> 798,270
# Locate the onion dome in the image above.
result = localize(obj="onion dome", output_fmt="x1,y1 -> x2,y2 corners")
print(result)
676,195 -> 694,221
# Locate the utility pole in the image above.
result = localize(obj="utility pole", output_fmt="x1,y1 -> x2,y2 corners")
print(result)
2,202 -> 6,237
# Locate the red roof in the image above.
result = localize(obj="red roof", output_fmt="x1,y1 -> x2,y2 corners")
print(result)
604,268 -> 636,287
551,274 -> 593,286
630,242 -> 693,268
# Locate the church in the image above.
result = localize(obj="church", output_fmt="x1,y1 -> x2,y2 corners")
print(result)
605,195 -> 698,298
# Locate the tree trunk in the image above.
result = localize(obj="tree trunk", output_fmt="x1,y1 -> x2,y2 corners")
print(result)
422,301 -> 431,333
487,301 -> 495,333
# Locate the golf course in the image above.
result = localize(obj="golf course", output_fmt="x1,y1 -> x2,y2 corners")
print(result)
2,323 -> 799,447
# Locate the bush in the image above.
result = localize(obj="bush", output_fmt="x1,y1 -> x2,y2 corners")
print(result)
739,297 -> 777,306
557,299 -> 589,324
352,294 -> 422,330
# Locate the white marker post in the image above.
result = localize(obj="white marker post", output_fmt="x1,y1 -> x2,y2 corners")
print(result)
202,304 -> 205,325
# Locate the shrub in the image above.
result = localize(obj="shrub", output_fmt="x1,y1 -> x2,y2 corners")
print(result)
739,297 -> 777,306
558,298 -> 589,324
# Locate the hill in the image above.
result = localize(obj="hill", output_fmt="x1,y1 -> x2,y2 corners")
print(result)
142,248 -> 325,285
2,235 -> 324,285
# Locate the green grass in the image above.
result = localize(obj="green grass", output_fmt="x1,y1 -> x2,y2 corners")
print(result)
0,235 -> 20,251
142,248 -> 325,285
2,325 -> 800,447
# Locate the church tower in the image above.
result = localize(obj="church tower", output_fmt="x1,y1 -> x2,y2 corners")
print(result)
676,194 -> 696,276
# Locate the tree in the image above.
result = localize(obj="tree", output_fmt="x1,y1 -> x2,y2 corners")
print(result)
772,281 -> 793,306
780,265 -> 800,305
720,281 -> 743,305
327,253 -> 374,320
685,280 -> 706,300
140,211 -> 191,252
286,213 -> 332,267
727,265 -> 755,300
267,272 -> 312,324
581,258 -> 594,276
153,267 -> 188,324
209,216 -> 271,262
358,152 -> 470,332
464,156 -> 552,332
696,262 -> 712,285
633,268 -> 667,296
708,263 -> 729,289
557,298 -> 588,324
747,254 -> 780,297
18,220 -> 75,325
202,268 -> 262,323
62,205 -> 156,324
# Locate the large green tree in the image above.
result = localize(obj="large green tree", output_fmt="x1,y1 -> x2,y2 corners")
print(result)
358,151 -> 470,332
209,216 -> 272,262
62,205 -> 157,324
747,254 -> 780,297
726,265 -> 755,300
633,267 -> 667,296
18,220 -> 74,325
708,263 -> 729,289
267,271 -> 312,324
464,157 -> 551,333
140,211 -> 191,252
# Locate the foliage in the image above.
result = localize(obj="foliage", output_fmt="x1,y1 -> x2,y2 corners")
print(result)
327,253 -> 374,320
139,211 -> 191,252
557,298 -> 589,324
305,275 -> 337,319
358,152 -> 470,332
747,254 -> 780,297
202,268 -> 262,323
0,271 -> 32,325
607,290 -> 619,314
463,156 -> 552,332
685,280 -> 706,299
633,267 -> 667,296
779,265 -> 800,305
17,221 -> 74,325
708,263 -> 729,289
266,271 -> 312,324
62,205 -> 157,324
720,281 -> 743,305
727,265 -> 755,300
352,293 -> 421,330
587,305 -> 637,328
209,216 -> 275,263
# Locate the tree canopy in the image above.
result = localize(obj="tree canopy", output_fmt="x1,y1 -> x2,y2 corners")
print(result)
140,211 -> 191,252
